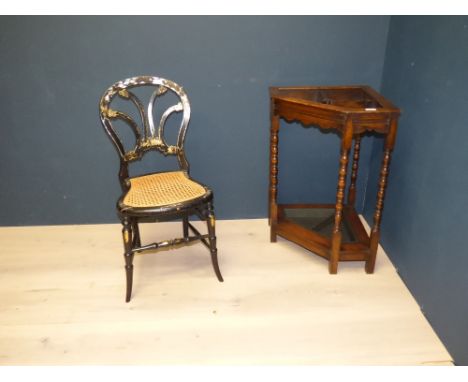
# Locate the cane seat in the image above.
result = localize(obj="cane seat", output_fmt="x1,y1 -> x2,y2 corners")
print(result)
122,171 -> 208,209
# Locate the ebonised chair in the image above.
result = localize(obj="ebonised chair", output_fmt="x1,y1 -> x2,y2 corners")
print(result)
99,76 -> 223,302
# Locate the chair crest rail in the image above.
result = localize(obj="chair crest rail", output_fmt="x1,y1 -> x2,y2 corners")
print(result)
99,76 -> 191,170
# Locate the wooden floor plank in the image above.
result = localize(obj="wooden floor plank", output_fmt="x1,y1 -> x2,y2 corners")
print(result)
0,219 -> 452,365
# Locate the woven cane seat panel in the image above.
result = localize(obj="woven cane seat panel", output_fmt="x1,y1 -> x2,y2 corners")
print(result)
123,171 -> 207,208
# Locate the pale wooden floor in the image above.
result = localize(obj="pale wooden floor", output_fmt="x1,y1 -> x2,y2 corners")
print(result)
0,218 -> 452,365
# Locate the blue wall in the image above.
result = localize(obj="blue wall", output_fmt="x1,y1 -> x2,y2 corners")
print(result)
0,16 -> 389,225
363,16 -> 468,365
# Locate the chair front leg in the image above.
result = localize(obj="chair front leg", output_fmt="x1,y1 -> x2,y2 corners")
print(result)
206,202 -> 223,282
132,220 -> 141,247
121,217 -> 134,302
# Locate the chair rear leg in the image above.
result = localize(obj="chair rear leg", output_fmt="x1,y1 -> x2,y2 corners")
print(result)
121,217 -> 134,302
182,216 -> 189,240
206,203 -> 223,282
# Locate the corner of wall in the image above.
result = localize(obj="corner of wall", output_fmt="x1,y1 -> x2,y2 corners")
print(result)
361,15 -> 395,226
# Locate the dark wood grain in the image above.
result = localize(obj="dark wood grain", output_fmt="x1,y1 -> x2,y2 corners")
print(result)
329,117 -> 353,274
269,113 -> 280,242
366,117 -> 398,273
347,135 -> 361,206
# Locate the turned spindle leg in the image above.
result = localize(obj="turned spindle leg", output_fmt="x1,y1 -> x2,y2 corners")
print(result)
121,217 -> 134,302
366,118 -> 397,273
347,135 -> 362,206
269,114 -> 280,242
366,147 -> 392,273
329,149 -> 350,274
329,119 -> 353,274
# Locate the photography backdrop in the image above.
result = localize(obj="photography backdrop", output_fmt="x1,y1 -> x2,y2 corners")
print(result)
363,16 -> 468,366
0,16 -> 389,224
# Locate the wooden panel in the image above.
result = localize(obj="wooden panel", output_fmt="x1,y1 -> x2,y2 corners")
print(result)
275,100 -> 345,130
276,224 -> 330,259
339,250 -> 369,261
276,219 -> 331,250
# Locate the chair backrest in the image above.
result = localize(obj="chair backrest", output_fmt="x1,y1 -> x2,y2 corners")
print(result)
99,76 -> 191,187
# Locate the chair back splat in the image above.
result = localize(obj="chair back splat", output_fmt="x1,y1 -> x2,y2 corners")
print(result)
99,76 -> 191,190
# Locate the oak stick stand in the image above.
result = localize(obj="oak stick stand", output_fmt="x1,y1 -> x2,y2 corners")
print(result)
269,86 -> 400,273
